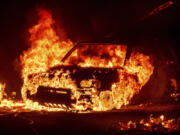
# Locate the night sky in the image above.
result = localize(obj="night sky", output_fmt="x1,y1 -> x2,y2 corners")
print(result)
0,0 -> 179,98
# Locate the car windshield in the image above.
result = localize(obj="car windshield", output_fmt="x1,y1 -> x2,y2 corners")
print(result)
62,43 -> 127,68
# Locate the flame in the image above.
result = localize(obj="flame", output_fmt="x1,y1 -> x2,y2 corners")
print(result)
77,45 -> 127,68
0,81 -> 64,112
19,9 -> 154,112
112,52 -> 154,109
20,9 -> 74,100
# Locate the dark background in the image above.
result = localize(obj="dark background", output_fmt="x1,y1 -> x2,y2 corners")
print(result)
0,0 -> 179,99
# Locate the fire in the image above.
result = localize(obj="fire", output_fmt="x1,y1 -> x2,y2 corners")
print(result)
112,52 -> 154,109
77,45 -> 127,68
20,9 -> 74,100
20,9 -> 154,112
0,81 -> 63,112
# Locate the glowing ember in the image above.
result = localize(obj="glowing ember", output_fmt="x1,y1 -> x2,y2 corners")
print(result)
19,9 -> 154,112
0,82 -> 5,102
112,114 -> 179,132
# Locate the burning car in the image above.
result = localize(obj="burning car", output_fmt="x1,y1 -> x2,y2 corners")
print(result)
18,9 -> 155,112
22,42 -> 154,112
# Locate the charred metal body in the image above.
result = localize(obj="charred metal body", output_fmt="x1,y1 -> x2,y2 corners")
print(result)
27,65 -> 121,108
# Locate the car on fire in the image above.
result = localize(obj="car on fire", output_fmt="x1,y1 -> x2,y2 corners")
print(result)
25,42 -> 154,112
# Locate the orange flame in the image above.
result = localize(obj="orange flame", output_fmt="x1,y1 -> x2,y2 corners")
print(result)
77,45 -> 127,68
20,9 -> 74,100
